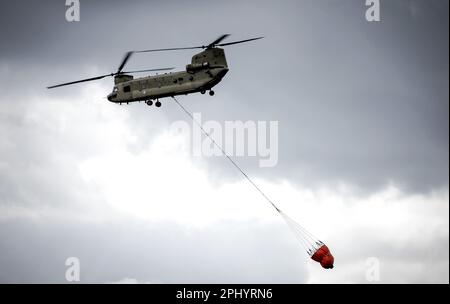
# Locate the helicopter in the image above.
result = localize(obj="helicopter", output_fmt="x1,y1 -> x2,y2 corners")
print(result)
47,35 -> 337,270
47,35 -> 263,107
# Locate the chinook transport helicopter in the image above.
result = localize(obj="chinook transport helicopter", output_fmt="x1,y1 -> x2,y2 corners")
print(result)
47,35 -> 263,107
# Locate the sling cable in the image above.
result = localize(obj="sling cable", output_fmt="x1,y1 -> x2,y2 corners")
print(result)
172,96 -> 334,269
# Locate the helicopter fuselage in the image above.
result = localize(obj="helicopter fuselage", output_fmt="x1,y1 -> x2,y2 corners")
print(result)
107,47 -> 229,104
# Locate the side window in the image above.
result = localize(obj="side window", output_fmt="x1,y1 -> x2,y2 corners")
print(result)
123,85 -> 131,93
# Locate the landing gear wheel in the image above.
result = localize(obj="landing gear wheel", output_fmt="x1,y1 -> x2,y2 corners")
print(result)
209,90 -> 215,96
146,100 -> 153,106
155,101 -> 162,107
201,90 -> 206,95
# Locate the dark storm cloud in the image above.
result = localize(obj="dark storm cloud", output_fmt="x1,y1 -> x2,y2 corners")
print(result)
1,0 -> 447,193
0,218 -> 308,283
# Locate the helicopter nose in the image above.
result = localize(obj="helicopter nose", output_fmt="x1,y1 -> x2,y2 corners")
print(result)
107,93 -> 117,102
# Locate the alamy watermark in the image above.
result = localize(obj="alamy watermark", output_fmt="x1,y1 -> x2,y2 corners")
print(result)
365,257 -> 381,282
65,1 -> 380,23
65,0 -> 80,22
365,0 -> 381,22
65,257 -> 80,282
171,113 -> 279,168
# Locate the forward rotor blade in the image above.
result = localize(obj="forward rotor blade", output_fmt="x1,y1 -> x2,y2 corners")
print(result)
117,51 -> 133,73
47,74 -> 112,89
122,67 -> 175,73
133,35 -> 263,54
216,36 -> 264,47
135,46 -> 203,53
207,34 -> 230,48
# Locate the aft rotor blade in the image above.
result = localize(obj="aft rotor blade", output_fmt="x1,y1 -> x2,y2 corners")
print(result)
117,51 -> 134,73
47,74 -> 112,89
135,46 -> 203,53
122,67 -> 175,73
216,36 -> 264,47
207,34 -> 230,48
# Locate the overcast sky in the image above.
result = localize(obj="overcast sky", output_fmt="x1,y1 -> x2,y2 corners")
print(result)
0,0 -> 448,283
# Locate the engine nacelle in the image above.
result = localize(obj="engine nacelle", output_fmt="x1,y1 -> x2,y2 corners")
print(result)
186,62 -> 209,73
114,74 -> 133,84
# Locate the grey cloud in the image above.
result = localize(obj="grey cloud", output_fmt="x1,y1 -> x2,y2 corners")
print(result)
0,218 -> 308,284
1,0 -> 444,193
0,0 -> 448,284
0,213 -> 447,284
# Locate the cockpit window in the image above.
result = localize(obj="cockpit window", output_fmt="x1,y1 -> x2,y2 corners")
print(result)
113,86 -> 118,93
123,85 -> 131,93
